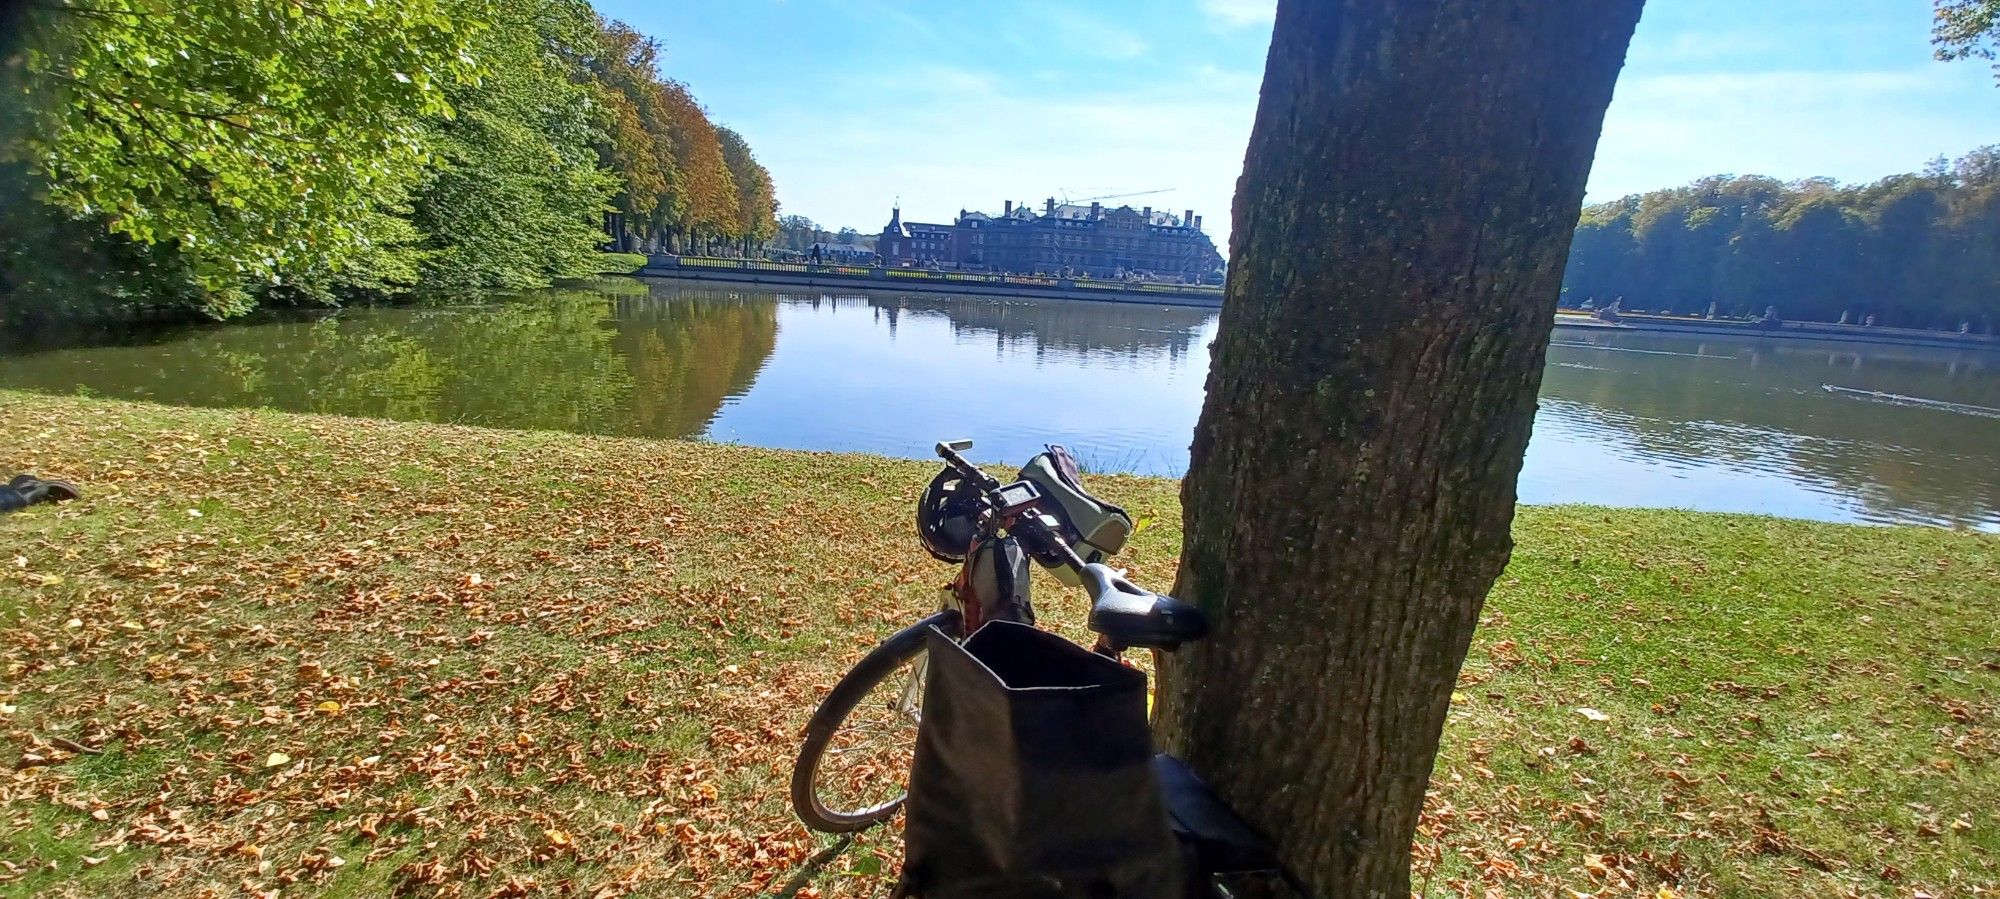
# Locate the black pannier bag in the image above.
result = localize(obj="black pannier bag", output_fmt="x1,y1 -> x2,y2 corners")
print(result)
898,621 -> 1182,899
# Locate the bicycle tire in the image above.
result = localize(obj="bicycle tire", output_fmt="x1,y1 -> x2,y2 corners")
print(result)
791,609 -> 961,832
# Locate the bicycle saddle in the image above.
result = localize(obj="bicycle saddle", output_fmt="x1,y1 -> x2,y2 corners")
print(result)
1080,563 -> 1209,650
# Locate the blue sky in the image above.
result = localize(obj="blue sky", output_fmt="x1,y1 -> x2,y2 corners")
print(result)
595,0 -> 1997,248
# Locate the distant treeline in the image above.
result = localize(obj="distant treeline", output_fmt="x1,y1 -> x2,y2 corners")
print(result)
0,0 -> 775,327
1563,147 -> 2000,331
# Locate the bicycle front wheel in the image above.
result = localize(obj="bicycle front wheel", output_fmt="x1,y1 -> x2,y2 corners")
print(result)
791,609 -> 960,832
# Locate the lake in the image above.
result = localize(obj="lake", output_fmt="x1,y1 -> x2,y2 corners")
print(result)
3,279 -> 1996,530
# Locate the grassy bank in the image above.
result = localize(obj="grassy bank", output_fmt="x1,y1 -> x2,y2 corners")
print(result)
598,253 -> 651,275
1,392 -> 1995,898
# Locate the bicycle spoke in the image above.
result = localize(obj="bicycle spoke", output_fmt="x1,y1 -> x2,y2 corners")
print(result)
811,647 -> 928,820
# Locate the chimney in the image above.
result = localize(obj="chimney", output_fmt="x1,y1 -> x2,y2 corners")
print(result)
1193,215 -> 1203,231
1046,198 -> 1056,215
1004,199 -> 1013,215
1184,209 -> 1195,227
1142,206 -> 1152,222
1089,201 -> 1101,218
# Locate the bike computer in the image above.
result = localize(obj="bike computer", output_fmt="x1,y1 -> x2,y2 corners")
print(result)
992,480 -> 1042,515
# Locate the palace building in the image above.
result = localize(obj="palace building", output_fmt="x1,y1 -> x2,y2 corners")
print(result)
878,198 -> 1223,281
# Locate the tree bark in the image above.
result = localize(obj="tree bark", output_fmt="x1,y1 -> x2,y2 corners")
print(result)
1153,3 -> 1643,897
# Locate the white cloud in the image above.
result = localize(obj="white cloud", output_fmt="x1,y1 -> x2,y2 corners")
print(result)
1586,64 -> 1999,199
1041,6 -> 1150,60
755,62 -> 1256,247
1199,0 -> 1274,29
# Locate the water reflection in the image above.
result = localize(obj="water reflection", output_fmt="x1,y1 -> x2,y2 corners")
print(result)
0,283 -> 777,439
858,293 -> 1212,361
1533,334 -> 1999,529
0,280 -> 1995,530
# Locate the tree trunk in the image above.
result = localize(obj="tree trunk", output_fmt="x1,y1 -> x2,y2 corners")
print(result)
1153,3 -> 1643,897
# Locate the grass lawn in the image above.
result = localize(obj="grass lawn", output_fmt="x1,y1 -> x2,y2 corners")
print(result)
1,391 -> 1995,898
597,253 -> 650,275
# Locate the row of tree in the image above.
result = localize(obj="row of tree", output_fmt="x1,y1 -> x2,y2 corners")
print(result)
1562,146 -> 2000,331
590,22 -> 775,258
0,0 -> 776,326
772,216 -> 872,253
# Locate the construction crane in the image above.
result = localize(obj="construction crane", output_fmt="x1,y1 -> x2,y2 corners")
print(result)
1080,187 -> 1175,205
1055,187 -> 1176,207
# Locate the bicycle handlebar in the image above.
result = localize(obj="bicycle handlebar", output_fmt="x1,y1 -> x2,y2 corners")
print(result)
934,439 -> 1001,490
934,439 -> 1208,652
932,439 -> 1082,570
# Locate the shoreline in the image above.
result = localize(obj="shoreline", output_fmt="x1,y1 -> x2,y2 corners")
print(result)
1550,312 -> 2000,352
640,258 -> 1998,352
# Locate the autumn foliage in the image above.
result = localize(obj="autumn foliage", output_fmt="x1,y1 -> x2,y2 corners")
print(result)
586,21 -> 776,255
0,3 -> 779,326
1,393 -> 1996,898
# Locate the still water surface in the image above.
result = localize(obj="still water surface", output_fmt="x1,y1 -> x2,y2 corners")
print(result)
3,280 -> 1996,530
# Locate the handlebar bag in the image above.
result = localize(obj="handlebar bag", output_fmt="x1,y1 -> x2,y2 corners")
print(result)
898,620 -> 1180,899
1017,445 -> 1134,587
963,536 -> 1035,627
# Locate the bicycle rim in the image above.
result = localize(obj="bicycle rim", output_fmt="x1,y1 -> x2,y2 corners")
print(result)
806,648 -> 929,825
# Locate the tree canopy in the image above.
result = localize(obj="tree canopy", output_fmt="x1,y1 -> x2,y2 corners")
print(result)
408,0 -> 619,295
1936,0 -> 2000,82
717,127 -> 778,251
1,1 -> 777,326
2,0 -> 475,317
583,21 -> 773,254
1562,147 -> 2000,330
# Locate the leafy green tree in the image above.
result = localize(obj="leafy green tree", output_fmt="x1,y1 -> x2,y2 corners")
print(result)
409,0 -> 618,294
4,5 -> 778,325
586,21 -> 676,246
3,0 -> 477,317
658,81 -> 739,252
716,126 -> 778,255
775,214 -> 822,252
0,168 -> 208,328
1936,0 -> 2000,82
1562,147 -> 2000,330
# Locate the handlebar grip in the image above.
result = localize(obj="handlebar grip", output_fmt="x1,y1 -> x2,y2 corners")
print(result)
934,439 -> 1000,490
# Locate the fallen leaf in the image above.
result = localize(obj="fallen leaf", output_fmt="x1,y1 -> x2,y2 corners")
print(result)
264,752 -> 291,768
1577,707 -> 1610,722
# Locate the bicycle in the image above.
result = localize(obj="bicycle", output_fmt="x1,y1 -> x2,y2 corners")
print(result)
790,438 -> 1208,833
